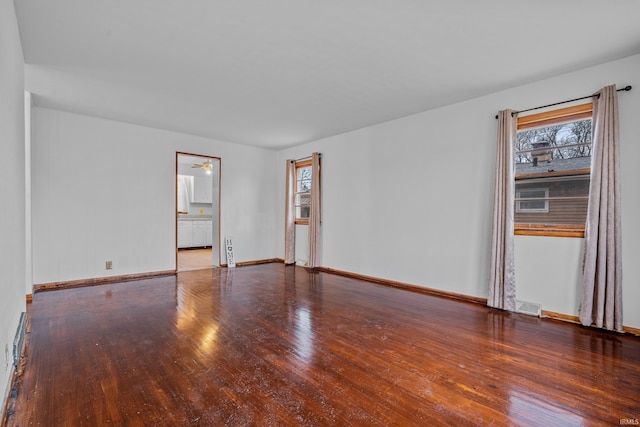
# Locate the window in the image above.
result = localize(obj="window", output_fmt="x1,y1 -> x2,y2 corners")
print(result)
295,159 -> 312,224
516,188 -> 548,213
514,103 -> 592,237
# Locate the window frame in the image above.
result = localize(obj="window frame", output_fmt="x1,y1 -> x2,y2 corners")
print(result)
294,159 -> 312,225
514,103 -> 593,238
515,187 -> 549,213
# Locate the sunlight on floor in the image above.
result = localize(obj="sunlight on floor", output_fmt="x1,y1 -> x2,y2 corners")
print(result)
177,248 -> 214,271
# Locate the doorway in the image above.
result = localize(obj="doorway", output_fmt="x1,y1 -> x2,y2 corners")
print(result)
176,153 -> 221,271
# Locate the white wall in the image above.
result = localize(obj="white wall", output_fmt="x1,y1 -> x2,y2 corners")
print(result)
31,108 -> 278,283
294,225 -> 309,266
0,0 -> 26,409
277,54 -> 640,329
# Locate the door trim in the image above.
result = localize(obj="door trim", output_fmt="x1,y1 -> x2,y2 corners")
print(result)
176,152 -> 221,270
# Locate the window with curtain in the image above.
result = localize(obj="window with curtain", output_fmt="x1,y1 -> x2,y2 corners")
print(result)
514,103 -> 593,237
295,159 -> 312,224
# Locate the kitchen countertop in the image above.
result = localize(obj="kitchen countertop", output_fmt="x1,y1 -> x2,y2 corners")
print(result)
178,215 -> 213,221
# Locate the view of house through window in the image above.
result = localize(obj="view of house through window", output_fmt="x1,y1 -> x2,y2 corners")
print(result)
516,188 -> 549,212
295,159 -> 312,224
514,103 -> 593,237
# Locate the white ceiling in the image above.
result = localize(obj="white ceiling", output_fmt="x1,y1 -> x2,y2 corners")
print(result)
14,0 -> 640,150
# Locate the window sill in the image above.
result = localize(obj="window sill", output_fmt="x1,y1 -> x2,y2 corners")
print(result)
295,219 -> 309,225
515,224 -> 584,238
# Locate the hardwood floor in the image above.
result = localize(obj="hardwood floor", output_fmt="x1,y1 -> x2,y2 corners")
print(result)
177,248 -> 213,272
5,264 -> 640,426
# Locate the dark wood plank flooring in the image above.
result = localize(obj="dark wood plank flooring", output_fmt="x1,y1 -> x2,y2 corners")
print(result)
5,263 -> 640,426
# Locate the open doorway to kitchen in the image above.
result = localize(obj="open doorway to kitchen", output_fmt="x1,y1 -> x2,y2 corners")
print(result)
176,153 -> 221,271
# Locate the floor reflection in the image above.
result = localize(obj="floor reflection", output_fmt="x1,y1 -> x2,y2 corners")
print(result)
294,307 -> 314,363
509,390 -> 584,427
176,275 -> 220,360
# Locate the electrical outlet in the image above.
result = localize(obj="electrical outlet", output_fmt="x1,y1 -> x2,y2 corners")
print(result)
106,261 -> 113,270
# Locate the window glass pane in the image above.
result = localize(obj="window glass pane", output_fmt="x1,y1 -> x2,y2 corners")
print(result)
295,164 -> 312,220
515,117 -> 591,230
515,119 -> 592,167
297,166 -> 312,192
294,160 -> 313,221
296,193 -> 310,219
515,176 -> 589,225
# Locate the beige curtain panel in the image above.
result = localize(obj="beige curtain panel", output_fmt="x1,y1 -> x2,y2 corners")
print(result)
284,160 -> 296,265
488,109 -> 517,311
308,152 -> 322,269
580,85 -> 623,331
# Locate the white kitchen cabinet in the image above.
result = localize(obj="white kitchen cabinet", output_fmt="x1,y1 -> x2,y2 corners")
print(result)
192,221 -> 207,247
192,176 -> 213,204
178,219 -> 213,248
177,221 -> 193,248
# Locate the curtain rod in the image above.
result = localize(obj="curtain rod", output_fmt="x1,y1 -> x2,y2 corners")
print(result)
293,153 -> 322,162
494,85 -> 632,119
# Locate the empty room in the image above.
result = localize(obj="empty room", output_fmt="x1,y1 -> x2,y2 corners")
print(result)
2,1 -> 640,426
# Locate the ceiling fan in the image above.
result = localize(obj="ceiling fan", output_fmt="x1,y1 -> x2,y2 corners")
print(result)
191,159 -> 213,174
